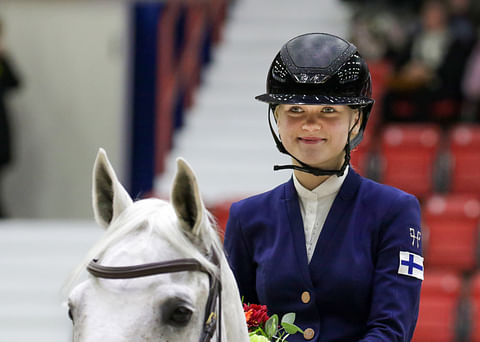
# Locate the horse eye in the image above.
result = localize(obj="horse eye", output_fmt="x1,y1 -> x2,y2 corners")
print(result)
168,306 -> 193,327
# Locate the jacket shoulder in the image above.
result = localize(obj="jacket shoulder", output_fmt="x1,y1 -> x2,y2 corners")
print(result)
360,176 -> 418,201
357,176 -> 420,215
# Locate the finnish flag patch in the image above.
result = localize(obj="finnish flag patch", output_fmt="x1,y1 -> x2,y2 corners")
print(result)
398,251 -> 424,280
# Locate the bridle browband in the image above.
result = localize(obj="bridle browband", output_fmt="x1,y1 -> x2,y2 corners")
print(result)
86,249 -> 222,342
87,258 -> 208,279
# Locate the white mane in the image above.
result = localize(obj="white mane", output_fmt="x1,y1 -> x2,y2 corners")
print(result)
64,197 -> 223,294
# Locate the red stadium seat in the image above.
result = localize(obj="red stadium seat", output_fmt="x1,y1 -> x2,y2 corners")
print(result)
367,59 -> 393,130
429,98 -> 460,122
380,124 -> 441,199
412,271 -> 462,342
468,272 -> 480,342
423,194 -> 480,272
208,200 -> 236,241
448,124 -> 480,195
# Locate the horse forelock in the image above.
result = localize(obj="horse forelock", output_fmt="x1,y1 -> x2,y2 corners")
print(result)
64,197 -> 223,296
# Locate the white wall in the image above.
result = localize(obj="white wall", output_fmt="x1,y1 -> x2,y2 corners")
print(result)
0,220 -> 103,342
1,1 -> 129,218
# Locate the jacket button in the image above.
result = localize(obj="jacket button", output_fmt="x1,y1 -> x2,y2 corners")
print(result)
301,291 -> 311,304
304,328 -> 315,340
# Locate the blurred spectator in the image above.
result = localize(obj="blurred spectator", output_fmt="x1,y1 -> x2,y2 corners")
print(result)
450,0 -> 480,121
341,0 -> 421,13
462,41 -> 480,121
381,0 -> 475,125
0,18 -> 21,218
471,0 -> 480,25
349,6 -> 411,61
449,0 -> 477,49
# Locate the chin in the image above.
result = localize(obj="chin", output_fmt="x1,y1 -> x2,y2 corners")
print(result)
305,158 -> 343,170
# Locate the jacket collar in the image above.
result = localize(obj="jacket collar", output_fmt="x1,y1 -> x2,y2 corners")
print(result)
293,166 -> 349,204
284,166 -> 361,202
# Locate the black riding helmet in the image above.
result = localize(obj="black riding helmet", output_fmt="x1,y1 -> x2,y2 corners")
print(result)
255,32 -> 374,176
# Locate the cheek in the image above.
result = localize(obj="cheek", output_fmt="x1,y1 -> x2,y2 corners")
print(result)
328,120 -> 349,138
276,120 -> 287,139
277,118 -> 296,137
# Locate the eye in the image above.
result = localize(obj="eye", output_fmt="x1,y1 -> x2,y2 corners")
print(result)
170,306 -> 193,326
321,106 -> 335,113
162,297 -> 195,327
289,106 -> 304,113
167,305 -> 194,327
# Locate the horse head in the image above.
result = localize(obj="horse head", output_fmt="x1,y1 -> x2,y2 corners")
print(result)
66,149 -> 248,342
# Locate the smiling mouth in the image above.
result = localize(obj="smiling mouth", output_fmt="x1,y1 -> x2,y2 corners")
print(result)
298,137 -> 326,144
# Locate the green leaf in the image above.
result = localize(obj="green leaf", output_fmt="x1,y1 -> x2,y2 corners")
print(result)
281,313 -> 296,325
281,322 -> 304,335
249,335 -> 270,342
265,314 -> 279,338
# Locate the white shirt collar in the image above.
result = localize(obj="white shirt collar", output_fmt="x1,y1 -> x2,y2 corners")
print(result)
293,166 -> 349,200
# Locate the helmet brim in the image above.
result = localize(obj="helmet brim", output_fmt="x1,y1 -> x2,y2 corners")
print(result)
255,93 -> 374,106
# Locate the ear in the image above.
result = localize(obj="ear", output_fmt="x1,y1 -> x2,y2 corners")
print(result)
171,157 -> 205,238
350,109 -> 362,137
92,148 -> 133,228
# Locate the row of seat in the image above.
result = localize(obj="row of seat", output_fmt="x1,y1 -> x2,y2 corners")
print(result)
351,123 -> 480,200
211,192 -> 480,272
209,122 -> 480,231
423,193 -> 480,273
413,270 -> 480,342
413,271 -> 462,342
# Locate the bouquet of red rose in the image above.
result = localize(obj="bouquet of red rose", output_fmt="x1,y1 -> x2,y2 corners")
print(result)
243,303 -> 303,342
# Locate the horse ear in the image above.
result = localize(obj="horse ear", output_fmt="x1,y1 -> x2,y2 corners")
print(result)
92,148 -> 133,228
171,157 -> 205,238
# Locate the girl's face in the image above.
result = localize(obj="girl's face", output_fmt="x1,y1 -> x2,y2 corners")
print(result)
276,104 -> 360,170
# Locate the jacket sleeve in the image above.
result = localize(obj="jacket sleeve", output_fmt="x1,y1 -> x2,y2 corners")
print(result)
359,194 -> 423,342
223,203 -> 259,305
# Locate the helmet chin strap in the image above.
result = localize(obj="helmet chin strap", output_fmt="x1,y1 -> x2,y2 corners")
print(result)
268,106 -> 358,177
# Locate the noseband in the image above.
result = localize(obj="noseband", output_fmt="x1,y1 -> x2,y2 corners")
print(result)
86,250 -> 222,342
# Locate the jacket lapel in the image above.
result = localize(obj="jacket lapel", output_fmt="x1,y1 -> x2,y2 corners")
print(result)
283,178 -> 313,287
309,169 -> 362,270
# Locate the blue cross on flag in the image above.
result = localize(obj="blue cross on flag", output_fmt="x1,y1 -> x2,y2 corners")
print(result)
398,251 -> 424,280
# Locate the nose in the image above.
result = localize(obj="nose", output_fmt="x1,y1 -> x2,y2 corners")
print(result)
302,115 -> 321,132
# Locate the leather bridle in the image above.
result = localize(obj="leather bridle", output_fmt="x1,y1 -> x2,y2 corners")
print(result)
86,249 -> 222,342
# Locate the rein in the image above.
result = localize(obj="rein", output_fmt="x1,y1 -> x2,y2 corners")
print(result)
86,250 -> 222,342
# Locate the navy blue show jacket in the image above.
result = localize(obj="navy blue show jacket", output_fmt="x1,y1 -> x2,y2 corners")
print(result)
224,169 -> 422,342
